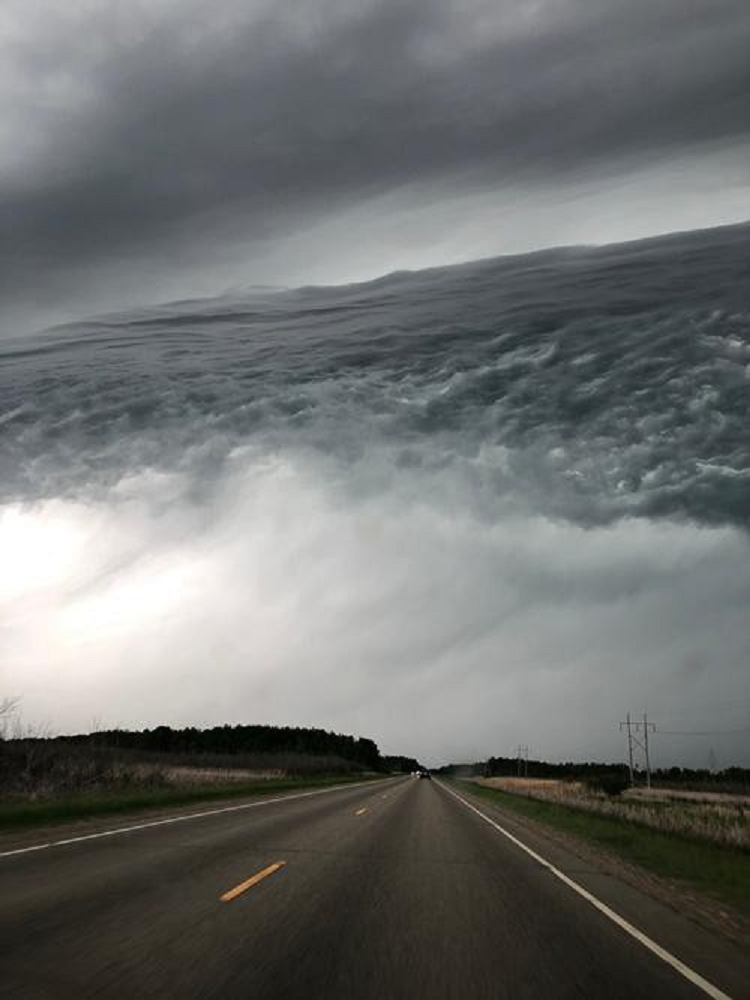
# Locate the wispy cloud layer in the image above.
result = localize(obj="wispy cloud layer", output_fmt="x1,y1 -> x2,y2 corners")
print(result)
3,458 -> 748,765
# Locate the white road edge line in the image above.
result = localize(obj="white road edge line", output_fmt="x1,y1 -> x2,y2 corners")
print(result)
437,781 -> 731,1000
0,779 -> 398,860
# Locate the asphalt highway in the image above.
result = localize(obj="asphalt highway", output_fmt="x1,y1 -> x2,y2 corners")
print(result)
1,777 -> 747,999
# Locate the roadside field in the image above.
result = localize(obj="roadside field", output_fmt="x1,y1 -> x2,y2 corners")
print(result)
0,773 -> 385,832
463,780 -> 750,920
476,777 -> 750,850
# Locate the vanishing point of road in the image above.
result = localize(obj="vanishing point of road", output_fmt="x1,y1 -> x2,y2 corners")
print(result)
1,777 -> 748,999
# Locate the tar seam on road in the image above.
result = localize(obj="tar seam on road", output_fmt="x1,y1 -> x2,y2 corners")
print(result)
0,779 -> 397,860
437,781 -> 732,1000
220,861 -> 285,902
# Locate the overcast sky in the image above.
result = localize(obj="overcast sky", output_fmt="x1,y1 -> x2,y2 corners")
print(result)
2,1 -> 749,767
2,0 -> 750,335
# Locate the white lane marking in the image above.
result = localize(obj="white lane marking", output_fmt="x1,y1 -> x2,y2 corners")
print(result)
437,781 -> 731,1000
0,779 -> 398,860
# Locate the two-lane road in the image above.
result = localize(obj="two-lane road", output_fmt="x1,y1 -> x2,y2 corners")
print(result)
1,777 -> 747,998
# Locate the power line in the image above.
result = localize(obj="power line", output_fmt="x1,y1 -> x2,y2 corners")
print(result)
656,728 -> 750,736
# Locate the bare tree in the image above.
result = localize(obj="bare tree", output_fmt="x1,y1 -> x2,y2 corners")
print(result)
0,696 -> 20,740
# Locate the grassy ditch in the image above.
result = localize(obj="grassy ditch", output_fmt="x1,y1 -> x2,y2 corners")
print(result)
0,773 -> 385,832
459,781 -> 750,917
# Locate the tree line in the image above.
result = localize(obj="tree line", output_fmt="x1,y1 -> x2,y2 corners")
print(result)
434,755 -> 750,789
37,724 -> 419,773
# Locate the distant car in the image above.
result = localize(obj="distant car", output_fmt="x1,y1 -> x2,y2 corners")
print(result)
418,770 -> 431,779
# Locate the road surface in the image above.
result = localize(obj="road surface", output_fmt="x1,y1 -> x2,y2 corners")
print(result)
1,777 -> 747,998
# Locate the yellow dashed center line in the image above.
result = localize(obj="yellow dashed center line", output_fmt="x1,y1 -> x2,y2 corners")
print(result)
220,862 -> 286,902
355,807 -> 368,816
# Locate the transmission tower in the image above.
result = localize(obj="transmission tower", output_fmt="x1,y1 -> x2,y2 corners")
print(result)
619,712 -> 655,787
516,744 -> 529,778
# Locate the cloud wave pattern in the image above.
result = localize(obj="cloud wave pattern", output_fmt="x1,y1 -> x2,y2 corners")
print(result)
1,223 -> 749,761
2,222 -> 749,529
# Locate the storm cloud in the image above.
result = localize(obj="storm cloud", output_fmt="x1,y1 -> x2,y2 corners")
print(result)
2,223 -> 749,764
2,0 -> 750,333
1,3 -> 749,767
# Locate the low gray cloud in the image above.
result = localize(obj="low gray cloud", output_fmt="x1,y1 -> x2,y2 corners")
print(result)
2,450 -> 749,767
2,0 -> 750,332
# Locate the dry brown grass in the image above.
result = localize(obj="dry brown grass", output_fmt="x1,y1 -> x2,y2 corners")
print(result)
628,786 -> 750,807
475,777 -> 750,850
481,777 -> 580,795
163,765 -> 285,784
0,741 -> 363,802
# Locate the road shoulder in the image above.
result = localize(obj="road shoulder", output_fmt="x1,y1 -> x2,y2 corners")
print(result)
439,779 -> 750,1000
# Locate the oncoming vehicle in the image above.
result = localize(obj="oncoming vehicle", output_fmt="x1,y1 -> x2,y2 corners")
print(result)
418,770 -> 431,779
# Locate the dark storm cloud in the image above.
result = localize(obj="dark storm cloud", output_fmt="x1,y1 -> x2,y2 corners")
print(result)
2,191 -> 750,763
3,221 -> 749,530
2,0 -> 750,327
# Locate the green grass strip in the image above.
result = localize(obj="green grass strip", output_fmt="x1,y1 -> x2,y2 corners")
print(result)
458,781 -> 750,917
0,773 -> 385,831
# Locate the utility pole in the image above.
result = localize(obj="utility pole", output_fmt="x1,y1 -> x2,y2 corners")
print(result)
642,712 -> 655,789
619,713 -> 635,786
516,745 -> 529,778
